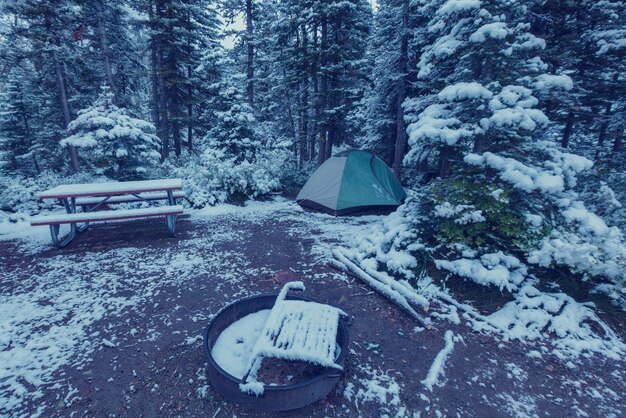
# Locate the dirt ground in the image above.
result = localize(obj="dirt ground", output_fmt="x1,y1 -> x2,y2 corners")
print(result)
1,201 -> 624,417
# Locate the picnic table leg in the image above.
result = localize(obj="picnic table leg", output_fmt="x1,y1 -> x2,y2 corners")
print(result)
49,198 -> 78,248
77,203 -> 90,233
67,196 -> 89,233
166,190 -> 177,237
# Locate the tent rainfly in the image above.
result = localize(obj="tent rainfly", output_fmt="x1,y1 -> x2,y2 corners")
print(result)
296,150 -> 406,215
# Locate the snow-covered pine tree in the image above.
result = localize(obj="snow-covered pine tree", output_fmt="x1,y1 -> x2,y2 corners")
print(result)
317,0 -> 372,162
403,0 -> 625,294
529,0 -> 625,155
587,0 -> 626,156
263,0 -> 316,166
219,0 -> 257,107
248,0 -> 295,153
0,66 -> 45,175
529,0 -> 593,150
3,0 -> 85,172
580,0 -> 626,230
139,0 -> 223,158
74,0 -> 143,107
175,0 -> 223,151
181,74 -> 285,207
233,0 -> 371,166
359,0 -> 408,165
524,0 -> 625,233
60,86 -> 161,179
358,0 -> 434,173
205,76 -> 262,163
0,16 -> 57,177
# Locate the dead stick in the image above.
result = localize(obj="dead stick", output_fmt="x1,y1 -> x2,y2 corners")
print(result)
332,250 -> 431,328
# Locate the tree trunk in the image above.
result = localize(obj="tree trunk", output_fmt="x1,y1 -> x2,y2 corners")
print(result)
149,1 -> 158,119
613,105 -> 624,152
597,102 -> 611,148
288,103 -> 298,159
155,1 -> 169,160
96,0 -> 116,93
52,48 -> 79,172
245,0 -> 254,108
18,97 -> 40,174
282,69 -> 298,159
318,132 -> 326,167
561,42 -> 589,148
311,23 -> 319,161
187,64 -> 193,151
613,135 -> 623,152
472,135 -> 486,153
158,59 -> 169,160
150,0 -> 167,160
391,0 -> 410,179
325,128 -> 334,161
437,146 -> 450,178
318,15 -> 328,165
325,23 -> 341,159
164,2 -> 181,157
299,23 -> 309,166
417,147 -> 429,174
561,110 -> 574,148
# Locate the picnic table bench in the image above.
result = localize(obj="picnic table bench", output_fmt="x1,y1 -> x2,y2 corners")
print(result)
30,179 -> 184,247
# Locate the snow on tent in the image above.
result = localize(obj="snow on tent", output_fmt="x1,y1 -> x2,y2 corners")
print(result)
296,150 -> 406,215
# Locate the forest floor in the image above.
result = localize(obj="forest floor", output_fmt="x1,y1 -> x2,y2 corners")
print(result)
1,198 -> 624,417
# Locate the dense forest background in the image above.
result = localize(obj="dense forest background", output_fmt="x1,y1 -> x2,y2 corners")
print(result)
0,0 -> 624,300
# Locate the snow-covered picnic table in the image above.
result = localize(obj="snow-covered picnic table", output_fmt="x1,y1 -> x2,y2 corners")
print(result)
31,179 -> 184,247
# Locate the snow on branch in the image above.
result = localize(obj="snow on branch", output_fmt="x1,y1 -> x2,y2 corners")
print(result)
464,151 -> 582,194
436,0 -> 482,17
435,252 -> 527,292
469,22 -> 509,43
438,82 -> 493,102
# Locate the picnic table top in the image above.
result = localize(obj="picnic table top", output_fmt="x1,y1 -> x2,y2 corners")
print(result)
39,179 -> 183,199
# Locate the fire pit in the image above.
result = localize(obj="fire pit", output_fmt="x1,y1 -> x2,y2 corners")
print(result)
203,292 -> 349,411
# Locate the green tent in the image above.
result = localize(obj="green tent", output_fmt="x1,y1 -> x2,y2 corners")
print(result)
296,150 -> 406,215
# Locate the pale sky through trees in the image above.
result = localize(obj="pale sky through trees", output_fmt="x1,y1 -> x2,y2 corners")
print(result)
221,0 -> 378,49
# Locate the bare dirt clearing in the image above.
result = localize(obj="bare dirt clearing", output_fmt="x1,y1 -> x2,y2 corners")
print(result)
1,200 -> 624,417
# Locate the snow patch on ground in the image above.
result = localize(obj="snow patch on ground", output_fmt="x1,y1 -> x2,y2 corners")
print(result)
0,201 -> 288,416
344,362 -> 404,417
0,218 -> 56,253
0,244 -> 222,415
422,330 -> 455,391
190,196 -> 294,220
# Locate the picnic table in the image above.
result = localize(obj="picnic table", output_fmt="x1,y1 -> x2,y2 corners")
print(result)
30,179 -> 185,247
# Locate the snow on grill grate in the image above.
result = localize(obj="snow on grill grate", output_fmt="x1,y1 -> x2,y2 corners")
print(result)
258,300 -> 342,365
240,281 -> 345,395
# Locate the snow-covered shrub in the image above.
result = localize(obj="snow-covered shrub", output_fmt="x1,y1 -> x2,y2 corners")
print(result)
0,171 -> 108,216
175,146 -> 287,208
60,86 -> 161,179
279,159 -> 312,195
0,175 -> 42,215
173,77 -> 290,207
